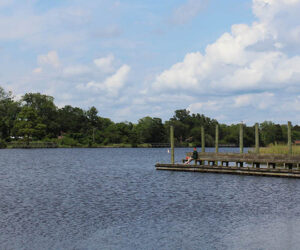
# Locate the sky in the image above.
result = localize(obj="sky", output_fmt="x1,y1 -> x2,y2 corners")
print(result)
1,0 -> 300,125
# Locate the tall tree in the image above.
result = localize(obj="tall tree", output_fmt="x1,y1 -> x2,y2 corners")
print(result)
0,87 -> 21,140
13,106 -> 46,143
260,121 -> 276,146
22,93 -> 59,137
136,117 -> 166,143
86,106 -> 99,128
57,105 -> 88,134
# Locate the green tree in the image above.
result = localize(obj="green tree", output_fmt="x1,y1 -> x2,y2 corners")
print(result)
13,106 -> 46,143
260,121 -> 276,146
166,109 -> 218,145
0,87 -> 21,140
136,117 -> 166,143
86,106 -> 99,127
22,93 -> 59,137
57,105 -> 88,134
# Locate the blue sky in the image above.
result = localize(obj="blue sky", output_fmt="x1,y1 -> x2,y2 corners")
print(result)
2,0 -> 300,125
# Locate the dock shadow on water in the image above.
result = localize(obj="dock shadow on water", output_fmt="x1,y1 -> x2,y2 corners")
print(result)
1,147 -> 300,249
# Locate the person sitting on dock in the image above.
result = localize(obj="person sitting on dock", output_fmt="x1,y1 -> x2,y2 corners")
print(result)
184,148 -> 198,165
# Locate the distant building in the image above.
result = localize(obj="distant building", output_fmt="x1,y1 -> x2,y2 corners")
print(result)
294,140 -> 300,145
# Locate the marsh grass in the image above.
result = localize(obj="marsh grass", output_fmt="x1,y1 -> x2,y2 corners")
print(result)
253,144 -> 300,155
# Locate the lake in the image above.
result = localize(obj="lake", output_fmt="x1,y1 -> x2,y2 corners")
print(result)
1,148 -> 300,250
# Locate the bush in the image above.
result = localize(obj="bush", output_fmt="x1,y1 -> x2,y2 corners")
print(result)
0,139 -> 7,149
58,136 -> 78,147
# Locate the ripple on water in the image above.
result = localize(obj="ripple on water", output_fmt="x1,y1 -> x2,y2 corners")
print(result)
0,148 -> 300,250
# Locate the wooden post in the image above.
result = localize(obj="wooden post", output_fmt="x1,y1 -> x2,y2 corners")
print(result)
201,126 -> 205,152
255,123 -> 259,154
215,124 -> 219,153
240,123 -> 243,154
288,121 -> 292,155
170,126 -> 175,164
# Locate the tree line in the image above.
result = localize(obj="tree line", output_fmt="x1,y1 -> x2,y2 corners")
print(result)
1,86 -> 300,148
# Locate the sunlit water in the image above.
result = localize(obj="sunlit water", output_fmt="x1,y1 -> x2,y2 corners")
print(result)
1,148 -> 300,250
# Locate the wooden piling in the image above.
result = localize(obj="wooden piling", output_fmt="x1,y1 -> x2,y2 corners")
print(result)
255,123 -> 259,154
288,121 -> 292,155
240,123 -> 243,154
170,126 -> 174,164
215,124 -> 219,153
201,126 -> 205,152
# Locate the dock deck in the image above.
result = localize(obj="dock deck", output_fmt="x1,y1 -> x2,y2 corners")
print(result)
155,163 -> 300,178
156,152 -> 300,178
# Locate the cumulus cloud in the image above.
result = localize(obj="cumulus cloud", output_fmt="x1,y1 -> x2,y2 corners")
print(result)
29,51 -> 131,107
153,0 -> 300,95
77,64 -> 131,97
4,0 -> 300,123
103,64 -> 131,94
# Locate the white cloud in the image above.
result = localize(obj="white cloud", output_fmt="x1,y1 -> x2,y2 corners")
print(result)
152,52 -> 204,91
233,92 -> 274,109
78,64 -> 131,97
103,64 -> 131,95
94,54 -> 115,74
4,0 -> 300,124
29,51 -> 131,103
38,51 -> 60,68
152,0 -> 300,96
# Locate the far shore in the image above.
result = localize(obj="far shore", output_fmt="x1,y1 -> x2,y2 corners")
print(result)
2,142 -> 238,149
3,142 -> 300,155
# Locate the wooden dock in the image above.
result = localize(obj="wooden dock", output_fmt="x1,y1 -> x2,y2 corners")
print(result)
158,122 -> 300,178
155,163 -> 300,178
156,152 -> 300,178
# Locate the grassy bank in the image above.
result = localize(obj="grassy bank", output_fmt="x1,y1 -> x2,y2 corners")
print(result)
252,144 -> 300,155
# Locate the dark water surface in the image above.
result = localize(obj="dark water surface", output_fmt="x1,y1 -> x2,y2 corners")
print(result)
1,148 -> 300,250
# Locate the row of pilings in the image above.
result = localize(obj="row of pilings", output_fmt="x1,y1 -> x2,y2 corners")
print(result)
170,122 -> 293,164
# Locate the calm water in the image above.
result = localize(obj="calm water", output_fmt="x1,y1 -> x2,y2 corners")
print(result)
1,148 -> 300,250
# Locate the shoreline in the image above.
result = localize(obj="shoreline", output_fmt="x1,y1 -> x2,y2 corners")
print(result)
2,144 -> 241,149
